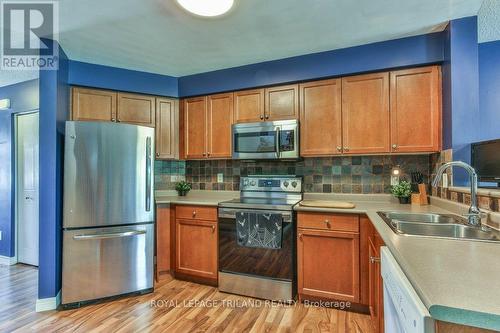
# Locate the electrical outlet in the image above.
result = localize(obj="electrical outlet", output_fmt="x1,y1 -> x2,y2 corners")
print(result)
390,175 -> 400,186
442,173 -> 449,188
217,173 -> 223,183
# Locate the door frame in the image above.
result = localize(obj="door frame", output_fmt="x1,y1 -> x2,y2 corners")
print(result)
13,110 -> 39,266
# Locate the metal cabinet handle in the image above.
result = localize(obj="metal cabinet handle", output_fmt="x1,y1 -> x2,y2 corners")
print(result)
265,115 -> 269,119
192,211 -> 197,217
211,225 -> 216,233
336,146 -> 342,152
298,233 -> 303,240
202,152 -> 206,156
344,147 -> 349,152
111,118 -> 116,122
117,118 -> 121,122
73,230 -> 146,240
156,152 -> 160,157
370,256 -> 381,264
324,220 -> 331,227
392,144 -> 397,149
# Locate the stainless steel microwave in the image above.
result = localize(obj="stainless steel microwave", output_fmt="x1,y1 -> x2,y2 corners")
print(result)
232,119 -> 299,160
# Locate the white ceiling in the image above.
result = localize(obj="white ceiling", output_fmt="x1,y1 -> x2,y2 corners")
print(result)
56,0 -> 485,77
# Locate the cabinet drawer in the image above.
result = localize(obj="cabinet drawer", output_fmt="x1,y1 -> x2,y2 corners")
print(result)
298,212 -> 359,232
175,205 -> 217,221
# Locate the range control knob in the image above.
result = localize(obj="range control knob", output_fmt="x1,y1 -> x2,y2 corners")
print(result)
283,181 -> 289,188
250,180 -> 256,186
291,181 -> 298,188
243,179 -> 249,186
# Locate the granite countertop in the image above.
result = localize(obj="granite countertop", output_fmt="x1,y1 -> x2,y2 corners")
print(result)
297,193 -> 500,331
154,190 -> 500,330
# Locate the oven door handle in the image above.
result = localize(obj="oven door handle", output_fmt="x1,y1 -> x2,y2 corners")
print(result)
218,208 -> 293,222
275,127 -> 281,158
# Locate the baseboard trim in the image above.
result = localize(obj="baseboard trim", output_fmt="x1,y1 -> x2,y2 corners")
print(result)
36,290 -> 61,312
0,255 -> 17,265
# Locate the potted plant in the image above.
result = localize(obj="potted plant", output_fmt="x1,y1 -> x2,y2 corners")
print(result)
390,180 -> 412,204
175,181 -> 191,197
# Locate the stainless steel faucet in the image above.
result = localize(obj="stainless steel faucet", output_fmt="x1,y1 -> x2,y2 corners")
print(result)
432,161 -> 481,227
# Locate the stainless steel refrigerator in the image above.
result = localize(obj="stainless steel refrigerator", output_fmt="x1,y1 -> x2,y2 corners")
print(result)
62,121 -> 154,306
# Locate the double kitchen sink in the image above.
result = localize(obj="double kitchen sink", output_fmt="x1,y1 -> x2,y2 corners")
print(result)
378,211 -> 500,243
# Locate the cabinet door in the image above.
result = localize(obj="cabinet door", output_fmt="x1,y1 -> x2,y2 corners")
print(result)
175,219 -> 217,280
265,84 -> 299,121
117,93 -> 156,127
156,204 -> 173,279
233,89 -> 265,123
184,97 -> 207,159
342,73 -> 390,154
207,93 -> 233,159
298,228 -> 360,302
390,66 -> 441,153
299,79 -> 342,156
368,238 -> 380,330
71,87 -> 117,122
155,98 -> 178,159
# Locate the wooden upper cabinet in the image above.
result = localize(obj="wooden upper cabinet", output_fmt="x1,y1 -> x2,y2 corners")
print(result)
233,89 -> 265,123
298,228 -> 360,303
155,98 -> 178,159
207,93 -> 233,159
390,66 -> 442,153
342,73 -> 390,154
184,97 -> 207,159
117,93 -> 155,127
71,87 -> 117,122
299,79 -> 342,156
265,84 -> 299,121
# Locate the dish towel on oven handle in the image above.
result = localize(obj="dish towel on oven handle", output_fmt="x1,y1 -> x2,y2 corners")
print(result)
236,212 -> 283,249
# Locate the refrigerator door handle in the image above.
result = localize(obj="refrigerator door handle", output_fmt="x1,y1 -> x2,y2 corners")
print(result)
145,136 -> 152,212
73,230 -> 147,241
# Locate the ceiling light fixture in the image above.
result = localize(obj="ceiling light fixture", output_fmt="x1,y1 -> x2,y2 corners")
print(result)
176,0 -> 234,17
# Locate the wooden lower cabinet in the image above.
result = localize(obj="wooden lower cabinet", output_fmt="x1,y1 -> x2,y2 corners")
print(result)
174,206 -> 218,283
297,213 -> 360,303
368,229 -> 385,333
436,321 -> 497,333
156,204 -> 174,280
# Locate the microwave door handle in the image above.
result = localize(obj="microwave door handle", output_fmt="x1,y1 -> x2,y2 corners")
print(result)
275,127 -> 281,158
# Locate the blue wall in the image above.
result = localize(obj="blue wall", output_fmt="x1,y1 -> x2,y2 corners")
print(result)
479,40 -> 500,142
0,79 -> 39,258
38,39 -> 69,299
178,32 -> 445,97
68,60 -> 178,97
441,17 -> 480,185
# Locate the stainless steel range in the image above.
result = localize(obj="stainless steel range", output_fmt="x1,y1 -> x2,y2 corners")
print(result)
218,175 -> 302,302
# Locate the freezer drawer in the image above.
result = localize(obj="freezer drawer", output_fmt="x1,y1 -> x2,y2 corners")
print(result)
62,224 -> 154,305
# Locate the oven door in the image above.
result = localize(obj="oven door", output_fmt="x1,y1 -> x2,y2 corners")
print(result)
218,207 -> 295,281
232,122 -> 279,159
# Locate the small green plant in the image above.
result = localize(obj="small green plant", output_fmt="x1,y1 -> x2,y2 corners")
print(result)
175,181 -> 191,196
390,180 -> 412,198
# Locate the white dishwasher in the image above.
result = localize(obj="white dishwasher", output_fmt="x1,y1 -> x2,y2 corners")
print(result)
381,247 -> 435,333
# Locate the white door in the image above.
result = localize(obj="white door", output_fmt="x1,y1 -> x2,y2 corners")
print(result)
17,112 -> 39,266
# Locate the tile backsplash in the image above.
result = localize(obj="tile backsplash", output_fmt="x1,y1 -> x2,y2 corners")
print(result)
156,155 -> 431,194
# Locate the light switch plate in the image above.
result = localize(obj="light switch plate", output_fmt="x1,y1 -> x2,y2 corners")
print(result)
217,173 -> 223,183
0,230 -> 2,241
442,173 -> 449,188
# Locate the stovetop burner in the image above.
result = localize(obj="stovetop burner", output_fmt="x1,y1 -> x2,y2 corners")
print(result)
218,175 -> 303,211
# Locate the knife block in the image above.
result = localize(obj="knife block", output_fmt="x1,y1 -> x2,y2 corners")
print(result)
411,184 -> 429,205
